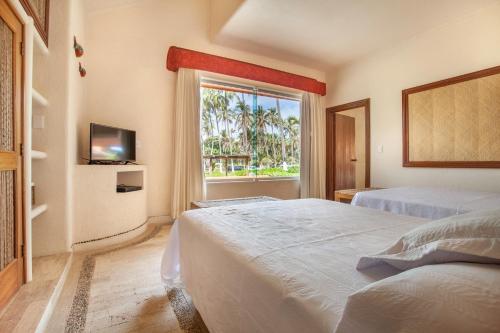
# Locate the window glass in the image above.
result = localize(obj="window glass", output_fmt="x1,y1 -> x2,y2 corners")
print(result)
201,81 -> 300,179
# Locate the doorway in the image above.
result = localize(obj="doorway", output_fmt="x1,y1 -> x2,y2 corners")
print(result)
326,99 -> 370,200
0,0 -> 25,312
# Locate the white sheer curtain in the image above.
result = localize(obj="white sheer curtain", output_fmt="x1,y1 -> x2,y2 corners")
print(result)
170,68 -> 205,219
300,92 -> 326,199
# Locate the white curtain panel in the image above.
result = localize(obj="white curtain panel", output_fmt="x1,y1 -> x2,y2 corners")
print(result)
300,92 -> 326,199
171,68 -> 206,219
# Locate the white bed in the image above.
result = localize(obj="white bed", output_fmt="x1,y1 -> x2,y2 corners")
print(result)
351,187 -> 500,219
162,199 -> 428,333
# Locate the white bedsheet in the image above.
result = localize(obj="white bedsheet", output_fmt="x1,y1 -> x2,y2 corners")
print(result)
352,187 -> 500,220
161,199 -> 427,333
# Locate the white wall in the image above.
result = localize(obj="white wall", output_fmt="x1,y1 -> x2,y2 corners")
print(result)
82,0 -> 324,218
326,3 -> 500,192
67,0 -> 87,253
206,179 -> 300,200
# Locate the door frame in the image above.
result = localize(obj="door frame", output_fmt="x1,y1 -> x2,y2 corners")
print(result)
326,99 -> 370,200
0,0 -> 26,312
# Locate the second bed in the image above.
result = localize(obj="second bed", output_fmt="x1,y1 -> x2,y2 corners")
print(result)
352,187 -> 500,219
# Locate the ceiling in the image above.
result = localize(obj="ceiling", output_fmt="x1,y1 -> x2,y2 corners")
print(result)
214,0 -> 499,70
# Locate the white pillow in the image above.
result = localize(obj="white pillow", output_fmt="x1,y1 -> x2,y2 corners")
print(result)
357,208 -> 500,270
336,263 -> 500,333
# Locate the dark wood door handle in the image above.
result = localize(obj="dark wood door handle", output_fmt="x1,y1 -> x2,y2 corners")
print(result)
350,158 -> 358,162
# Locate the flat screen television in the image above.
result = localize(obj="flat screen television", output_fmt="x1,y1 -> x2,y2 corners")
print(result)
89,123 -> 136,163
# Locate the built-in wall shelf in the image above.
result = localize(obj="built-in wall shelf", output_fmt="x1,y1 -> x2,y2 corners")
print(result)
31,204 -> 48,220
32,150 -> 48,159
10,0 -> 51,283
32,88 -> 49,108
117,170 -> 144,193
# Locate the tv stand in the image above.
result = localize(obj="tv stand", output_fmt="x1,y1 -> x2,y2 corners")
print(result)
74,164 -> 147,250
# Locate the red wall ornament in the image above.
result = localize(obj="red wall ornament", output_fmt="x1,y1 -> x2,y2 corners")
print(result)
79,62 -> 87,77
74,36 -> 84,57
166,46 -> 326,96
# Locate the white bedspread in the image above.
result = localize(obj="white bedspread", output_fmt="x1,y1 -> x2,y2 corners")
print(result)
161,199 -> 426,333
352,187 -> 500,219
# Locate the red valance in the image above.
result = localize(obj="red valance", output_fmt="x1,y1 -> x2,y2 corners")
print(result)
166,46 -> 326,96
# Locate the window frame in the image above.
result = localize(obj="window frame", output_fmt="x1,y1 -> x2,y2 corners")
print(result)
200,78 -> 302,182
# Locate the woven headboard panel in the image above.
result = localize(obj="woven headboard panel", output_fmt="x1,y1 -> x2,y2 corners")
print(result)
403,66 -> 500,168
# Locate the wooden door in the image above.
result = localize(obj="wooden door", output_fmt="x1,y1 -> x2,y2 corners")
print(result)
335,114 -> 355,190
0,0 -> 24,312
326,99 -> 370,200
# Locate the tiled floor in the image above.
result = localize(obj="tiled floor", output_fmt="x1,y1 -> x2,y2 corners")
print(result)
45,224 -> 183,333
0,253 -> 70,333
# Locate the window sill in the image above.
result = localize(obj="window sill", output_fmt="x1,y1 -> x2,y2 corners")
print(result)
205,176 -> 299,184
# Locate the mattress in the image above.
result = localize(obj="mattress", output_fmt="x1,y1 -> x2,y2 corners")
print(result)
352,187 -> 500,220
164,199 -> 427,333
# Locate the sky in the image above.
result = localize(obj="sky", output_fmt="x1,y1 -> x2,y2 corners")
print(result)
258,95 -> 300,119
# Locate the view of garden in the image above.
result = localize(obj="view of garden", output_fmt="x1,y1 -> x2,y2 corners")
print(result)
201,85 -> 301,178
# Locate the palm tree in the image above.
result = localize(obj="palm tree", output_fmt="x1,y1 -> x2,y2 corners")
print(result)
284,116 -> 300,163
201,110 -> 213,155
216,91 -> 235,155
202,90 -> 217,155
255,105 -> 269,160
202,89 -> 223,156
235,93 -> 252,155
267,107 -> 281,166
220,130 -> 231,155
276,99 -> 287,165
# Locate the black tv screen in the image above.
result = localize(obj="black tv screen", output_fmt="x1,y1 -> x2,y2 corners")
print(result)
90,123 -> 136,162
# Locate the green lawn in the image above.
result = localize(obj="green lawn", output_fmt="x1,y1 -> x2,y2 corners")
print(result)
205,166 -> 299,178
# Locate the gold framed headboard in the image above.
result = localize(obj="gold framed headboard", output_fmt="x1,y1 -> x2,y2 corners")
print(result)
403,66 -> 500,168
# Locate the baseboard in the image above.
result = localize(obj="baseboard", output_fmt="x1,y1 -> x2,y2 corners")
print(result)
35,252 -> 73,333
147,215 -> 172,225
71,215 -> 171,252
72,223 -> 148,252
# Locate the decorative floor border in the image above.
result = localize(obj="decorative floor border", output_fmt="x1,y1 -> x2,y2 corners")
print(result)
64,256 -> 95,333
167,288 -> 209,333
64,225 -> 163,332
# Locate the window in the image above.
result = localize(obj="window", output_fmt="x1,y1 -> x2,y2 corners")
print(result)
201,80 -> 301,179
